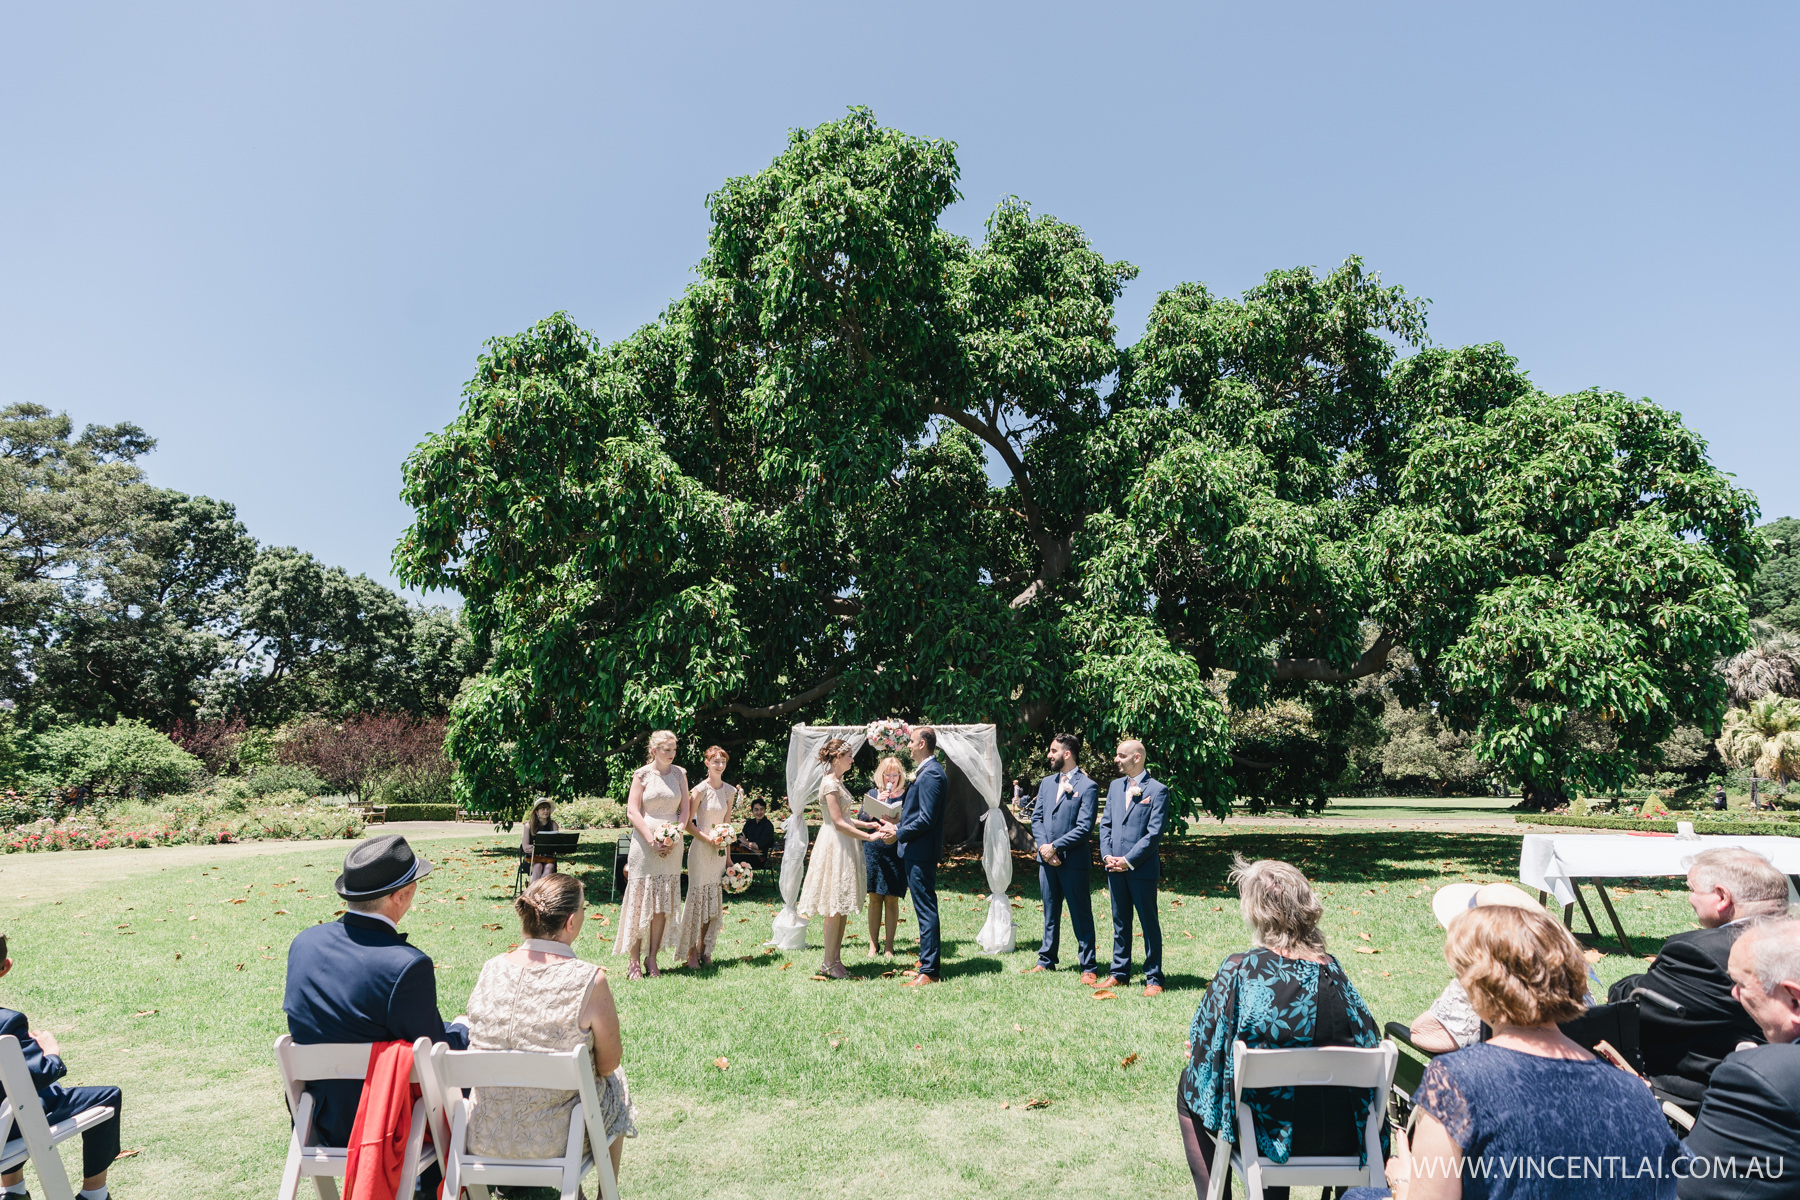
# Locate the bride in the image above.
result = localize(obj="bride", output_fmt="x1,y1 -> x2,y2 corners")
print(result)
797,737 -> 895,978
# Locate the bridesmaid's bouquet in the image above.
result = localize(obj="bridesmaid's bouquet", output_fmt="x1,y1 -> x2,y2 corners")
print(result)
865,719 -> 913,755
710,821 -> 737,848
648,821 -> 681,851
724,861 -> 753,893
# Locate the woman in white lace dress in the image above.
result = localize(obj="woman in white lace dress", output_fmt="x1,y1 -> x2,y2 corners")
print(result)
464,873 -> 636,1181
617,729 -> 690,979
797,737 -> 897,978
674,744 -> 737,968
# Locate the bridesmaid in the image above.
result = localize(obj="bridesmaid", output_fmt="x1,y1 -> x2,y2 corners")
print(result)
862,755 -> 907,957
615,729 -> 690,979
674,744 -> 737,968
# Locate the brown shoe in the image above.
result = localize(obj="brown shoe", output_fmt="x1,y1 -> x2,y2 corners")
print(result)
1079,971 -> 1100,986
1023,965 -> 1050,974
1143,984 -> 1164,997
902,973 -> 938,987
1103,976 -> 1129,989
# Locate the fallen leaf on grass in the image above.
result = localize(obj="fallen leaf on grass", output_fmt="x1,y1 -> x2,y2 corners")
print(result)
1380,970 -> 1392,977
1013,1023 -> 1022,1032
482,923 -> 503,931
1000,1101 -> 1010,1109
880,970 -> 898,977
1353,947 -> 1379,955
1358,931 -> 1371,941
713,1057 -> 729,1071
1582,948 -> 1604,964
829,1038 -> 841,1049
187,916 -> 198,922
133,1009 -> 157,1018
809,974 -> 831,981
235,963 -> 245,971
115,1148 -> 141,1160
1090,989 -> 1118,1000
781,962 -> 793,971
1024,1098 -> 1050,1110
1182,931 -> 1193,939
1120,1053 -> 1139,1068
737,917 -> 749,923
273,909 -> 289,915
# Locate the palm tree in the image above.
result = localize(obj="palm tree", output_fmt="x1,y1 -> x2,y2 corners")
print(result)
1718,623 -> 1800,707
1716,696 -> 1800,809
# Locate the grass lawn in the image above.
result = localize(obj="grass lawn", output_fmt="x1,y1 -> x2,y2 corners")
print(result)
0,826 -> 1705,1198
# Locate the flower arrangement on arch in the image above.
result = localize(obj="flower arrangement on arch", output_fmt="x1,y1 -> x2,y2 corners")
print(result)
724,861 -> 753,894
865,719 -> 913,756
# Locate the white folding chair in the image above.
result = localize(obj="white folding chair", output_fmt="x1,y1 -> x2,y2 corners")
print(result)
273,1035 -> 435,1200
1205,1039 -> 1398,1200
419,1033 -> 621,1200
0,1036 -> 117,1200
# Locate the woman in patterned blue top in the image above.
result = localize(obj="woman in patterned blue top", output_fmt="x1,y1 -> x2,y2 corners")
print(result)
1381,905 -> 1680,1200
1177,855 -> 1384,1200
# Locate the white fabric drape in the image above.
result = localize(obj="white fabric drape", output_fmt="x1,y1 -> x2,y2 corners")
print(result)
769,722 -> 1013,954
768,726 -> 869,949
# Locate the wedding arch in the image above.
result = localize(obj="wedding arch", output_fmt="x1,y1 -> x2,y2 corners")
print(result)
767,723 -> 1016,955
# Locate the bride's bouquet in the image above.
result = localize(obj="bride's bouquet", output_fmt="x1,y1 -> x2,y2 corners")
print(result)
865,719 -> 913,755
710,821 -> 737,849
724,861 -> 753,894
648,820 -> 682,851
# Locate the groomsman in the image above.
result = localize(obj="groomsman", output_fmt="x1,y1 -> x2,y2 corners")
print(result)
1098,739 -> 1168,996
1025,733 -> 1101,983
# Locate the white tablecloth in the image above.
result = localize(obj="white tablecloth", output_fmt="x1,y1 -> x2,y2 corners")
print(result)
1518,834 -> 1800,906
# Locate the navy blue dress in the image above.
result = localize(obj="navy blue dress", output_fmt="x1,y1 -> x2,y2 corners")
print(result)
1414,1042 -> 1681,1199
862,788 -> 906,896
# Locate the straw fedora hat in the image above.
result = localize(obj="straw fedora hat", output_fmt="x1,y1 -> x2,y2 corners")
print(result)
1431,881 -> 1539,930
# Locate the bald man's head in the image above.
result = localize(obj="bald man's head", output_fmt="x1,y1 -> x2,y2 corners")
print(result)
1114,740 -> 1146,776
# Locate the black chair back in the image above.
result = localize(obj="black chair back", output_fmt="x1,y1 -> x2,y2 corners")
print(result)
1558,1000 -> 1645,1075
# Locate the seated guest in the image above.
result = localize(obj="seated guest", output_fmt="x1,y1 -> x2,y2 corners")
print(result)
1409,882 -> 1546,1053
1384,905 -> 1681,1199
0,933 -> 122,1200
735,797 -> 775,865
1678,916 -> 1800,1200
284,834 -> 470,1149
464,873 -> 635,1180
1608,846 -> 1790,1092
521,799 -> 562,884
1176,856 -> 1384,1200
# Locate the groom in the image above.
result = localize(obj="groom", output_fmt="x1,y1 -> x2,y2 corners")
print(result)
894,725 -> 947,986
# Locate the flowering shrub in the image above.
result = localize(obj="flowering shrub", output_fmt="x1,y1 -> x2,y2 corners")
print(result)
0,795 -> 364,853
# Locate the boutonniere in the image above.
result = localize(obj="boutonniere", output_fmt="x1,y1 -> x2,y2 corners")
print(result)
1127,783 -> 1145,803
1058,778 -> 1075,796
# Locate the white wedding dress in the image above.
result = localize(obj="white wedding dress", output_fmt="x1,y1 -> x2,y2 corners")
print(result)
797,776 -> 866,917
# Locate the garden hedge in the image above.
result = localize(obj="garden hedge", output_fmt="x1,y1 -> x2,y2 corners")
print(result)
379,803 -> 460,822
1517,813 -> 1800,837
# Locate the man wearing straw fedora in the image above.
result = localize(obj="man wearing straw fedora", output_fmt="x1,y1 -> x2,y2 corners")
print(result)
283,834 -> 470,1149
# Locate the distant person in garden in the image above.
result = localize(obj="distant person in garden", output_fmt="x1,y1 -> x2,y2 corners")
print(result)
1177,856 -> 1382,1200
1713,784 -> 1729,812
1099,738 -> 1168,995
1408,882 -> 1547,1052
1608,846 -> 1790,1096
284,834 -> 469,1149
797,737 -> 895,978
1678,915 -> 1800,1200
462,873 -> 635,1182
615,729 -> 690,979
0,933 -> 124,1200
673,745 -> 737,968
862,754 -> 909,958
1025,732 -> 1101,984
894,725 -> 948,986
520,799 -> 561,883
1381,905 -> 1681,1200
735,796 -> 775,866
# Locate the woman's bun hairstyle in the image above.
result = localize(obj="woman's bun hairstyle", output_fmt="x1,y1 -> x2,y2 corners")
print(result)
816,736 -> 852,765
516,873 -> 585,940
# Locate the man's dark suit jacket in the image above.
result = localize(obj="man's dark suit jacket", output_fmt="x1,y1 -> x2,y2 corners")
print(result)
283,912 -> 469,1147
1031,768 -> 1099,865
1678,1041 -> 1800,1200
896,757 -> 947,864
1609,921 -> 1763,1085
1097,774 -> 1169,881
0,1007 -> 67,1101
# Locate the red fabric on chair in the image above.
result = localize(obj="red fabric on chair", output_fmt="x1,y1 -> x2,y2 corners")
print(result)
343,1039 -> 424,1200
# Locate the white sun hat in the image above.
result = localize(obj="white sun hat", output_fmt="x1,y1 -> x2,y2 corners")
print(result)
1432,881 -> 1540,930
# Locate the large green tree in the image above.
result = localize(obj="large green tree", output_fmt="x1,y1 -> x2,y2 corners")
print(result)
397,108 -> 1760,819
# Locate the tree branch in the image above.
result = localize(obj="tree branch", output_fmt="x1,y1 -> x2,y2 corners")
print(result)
708,674 -> 841,720
823,596 -> 861,618
1232,752 -> 1278,771
1269,630 -> 1398,683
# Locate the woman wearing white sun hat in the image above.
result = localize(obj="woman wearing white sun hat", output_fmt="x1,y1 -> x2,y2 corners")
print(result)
1408,882 -> 1558,1053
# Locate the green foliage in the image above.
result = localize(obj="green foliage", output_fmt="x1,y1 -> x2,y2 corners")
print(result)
397,108 -> 1760,821
1378,700 -> 1490,793
368,762 -> 454,808
549,795 -> 628,828
376,803 -> 459,822
27,719 -> 202,796
1717,697 -> 1800,784
1523,812 -> 1800,836
245,762 -> 327,797
1749,516 -> 1800,632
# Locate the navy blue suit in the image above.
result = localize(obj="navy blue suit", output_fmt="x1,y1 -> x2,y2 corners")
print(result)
896,756 -> 948,977
1030,769 -> 1099,972
0,1008 -> 121,1178
1098,773 -> 1168,985
283,912 -> 469,1148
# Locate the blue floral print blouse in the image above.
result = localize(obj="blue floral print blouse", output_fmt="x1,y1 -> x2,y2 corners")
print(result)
1179,947 -> 1384,1164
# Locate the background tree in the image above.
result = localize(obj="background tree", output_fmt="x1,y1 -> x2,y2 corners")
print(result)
397,108 -> 1760,821
1748,516 -> 1800,632
1717,697 -> 1800,799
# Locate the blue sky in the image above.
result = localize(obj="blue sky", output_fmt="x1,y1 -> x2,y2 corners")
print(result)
4,3 -> 1795,597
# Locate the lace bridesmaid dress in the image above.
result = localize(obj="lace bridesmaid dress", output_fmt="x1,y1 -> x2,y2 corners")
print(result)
615,765 -> 686,957
464,942 -> 637,1158
798,776 -> 867,918
673,780 -> 736,961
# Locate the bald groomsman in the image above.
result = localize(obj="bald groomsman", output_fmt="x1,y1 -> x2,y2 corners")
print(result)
1098,739 -> 1169,996
1025,733 -> 1101,983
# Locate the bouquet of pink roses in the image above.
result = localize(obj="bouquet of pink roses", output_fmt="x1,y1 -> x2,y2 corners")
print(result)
865,719 -> 913,756
648,820 -> 681,851
709,821 -> 737,849
724,861 -> 753,893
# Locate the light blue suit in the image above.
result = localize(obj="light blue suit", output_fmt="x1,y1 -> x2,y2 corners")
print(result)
1030,768 -> 1100,972
1098,772 -> 1168,985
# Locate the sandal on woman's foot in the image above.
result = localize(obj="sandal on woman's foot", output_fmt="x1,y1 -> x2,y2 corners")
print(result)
685,957 -> 701,970
826,962 -> 850,980
646,960 -> 661,978
627,961 -> 643,981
